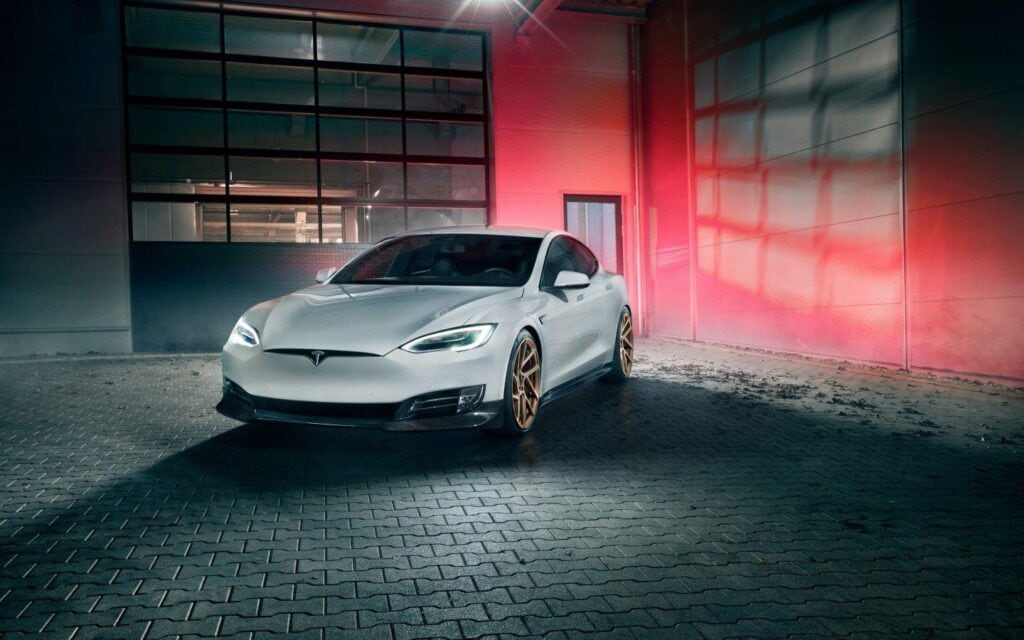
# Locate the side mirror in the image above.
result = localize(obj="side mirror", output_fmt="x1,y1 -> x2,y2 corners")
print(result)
315,266 -> 338,283
553,270 -> 590,289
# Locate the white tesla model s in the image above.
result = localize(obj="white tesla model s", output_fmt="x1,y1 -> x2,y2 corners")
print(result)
216,226 -> 633,434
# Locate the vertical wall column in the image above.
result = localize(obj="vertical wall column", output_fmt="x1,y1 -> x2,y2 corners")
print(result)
0,1 -> 132,356
639,0 -> 693,340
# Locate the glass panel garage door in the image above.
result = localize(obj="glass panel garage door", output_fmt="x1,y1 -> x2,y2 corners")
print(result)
123,4 -> 489,243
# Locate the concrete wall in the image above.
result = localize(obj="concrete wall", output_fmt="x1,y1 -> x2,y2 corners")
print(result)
0,0 -> 132,356
640,0 -> 1023,382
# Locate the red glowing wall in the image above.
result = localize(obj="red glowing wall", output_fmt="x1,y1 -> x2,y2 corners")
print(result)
639,0 -> 1023,381
640,0 -> 692,339
489,13 -> 638,309
902,1 -> 1024,381
689,0 -> 905,367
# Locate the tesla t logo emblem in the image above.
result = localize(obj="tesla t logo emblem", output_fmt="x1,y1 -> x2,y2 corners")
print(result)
308,350 -> 326,367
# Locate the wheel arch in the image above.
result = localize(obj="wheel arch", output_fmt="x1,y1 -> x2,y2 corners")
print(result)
521,324 -> 542,363
498,321 -> 543,399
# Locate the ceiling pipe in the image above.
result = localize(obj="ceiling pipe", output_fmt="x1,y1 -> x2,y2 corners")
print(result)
558,0 -> 649,23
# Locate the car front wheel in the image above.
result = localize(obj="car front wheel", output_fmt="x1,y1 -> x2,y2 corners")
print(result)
489,329 -> 542,435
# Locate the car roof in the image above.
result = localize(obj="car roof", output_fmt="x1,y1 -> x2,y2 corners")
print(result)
394,225 -> 556,240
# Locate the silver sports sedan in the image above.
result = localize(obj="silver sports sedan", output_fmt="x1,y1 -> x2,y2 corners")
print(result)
217,226 -> 633,434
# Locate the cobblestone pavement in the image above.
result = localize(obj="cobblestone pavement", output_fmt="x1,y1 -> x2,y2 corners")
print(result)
1,340 -> 1022,639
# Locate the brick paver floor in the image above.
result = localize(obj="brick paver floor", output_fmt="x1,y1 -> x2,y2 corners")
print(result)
1,339 -> 1022,639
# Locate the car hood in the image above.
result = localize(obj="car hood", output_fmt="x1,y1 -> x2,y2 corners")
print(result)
257,283 -> 521,355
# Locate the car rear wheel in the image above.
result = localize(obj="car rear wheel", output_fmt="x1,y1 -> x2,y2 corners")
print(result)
488,329 -> 542,435
601,307 -> 633,383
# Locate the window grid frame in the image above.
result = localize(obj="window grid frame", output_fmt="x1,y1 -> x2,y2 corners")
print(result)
122,0 -> 490,244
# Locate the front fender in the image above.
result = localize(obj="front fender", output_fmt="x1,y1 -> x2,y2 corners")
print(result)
460,299 -> 547,393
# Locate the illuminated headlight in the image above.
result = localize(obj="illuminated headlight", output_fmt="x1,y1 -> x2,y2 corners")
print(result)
400,324 -> 495,353
228,318 -> 260,348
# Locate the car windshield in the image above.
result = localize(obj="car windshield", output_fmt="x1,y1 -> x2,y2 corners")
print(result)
332,234 -> 543,287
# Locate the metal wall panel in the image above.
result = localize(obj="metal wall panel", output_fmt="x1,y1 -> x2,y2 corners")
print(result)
491,13 -> 633,230
642,0 -> 1023,380
0,0 -> 131,356
130,242 -> 367,352
686,0 -> 905,366
903,2 -> 1024,380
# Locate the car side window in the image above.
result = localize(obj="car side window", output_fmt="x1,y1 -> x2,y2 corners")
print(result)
540,238 -> 576,288
567,239 -> 599,276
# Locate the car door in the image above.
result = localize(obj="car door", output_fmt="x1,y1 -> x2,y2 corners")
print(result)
564,237 -> 620,366
536,237 -> 607,391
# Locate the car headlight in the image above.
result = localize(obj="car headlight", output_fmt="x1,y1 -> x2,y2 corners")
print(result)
228,318 -> 260,348
400,324 -> 496,353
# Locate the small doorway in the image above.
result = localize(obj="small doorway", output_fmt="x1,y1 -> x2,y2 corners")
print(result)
564,195 -> 622,273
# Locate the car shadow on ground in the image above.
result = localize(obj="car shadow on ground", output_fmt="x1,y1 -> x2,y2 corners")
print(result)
143,377 -> 788,489
147,375 -> 1024,505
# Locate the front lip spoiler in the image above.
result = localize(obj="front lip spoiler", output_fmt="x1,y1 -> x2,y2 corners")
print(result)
215,385 -> 500,432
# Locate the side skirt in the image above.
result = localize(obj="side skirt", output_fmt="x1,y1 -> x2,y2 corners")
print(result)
539,363 -> 614,408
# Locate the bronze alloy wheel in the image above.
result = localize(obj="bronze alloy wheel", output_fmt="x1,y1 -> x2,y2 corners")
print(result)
510,337 -> 541,430
619,311 -> 634,375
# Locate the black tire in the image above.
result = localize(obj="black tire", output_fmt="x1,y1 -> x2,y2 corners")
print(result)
601,307 -> 633,384
486,329 -> 542,436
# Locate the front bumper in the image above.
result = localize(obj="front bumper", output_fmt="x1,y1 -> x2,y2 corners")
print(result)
222,336 -> 509,404
216,379 -> 501,431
